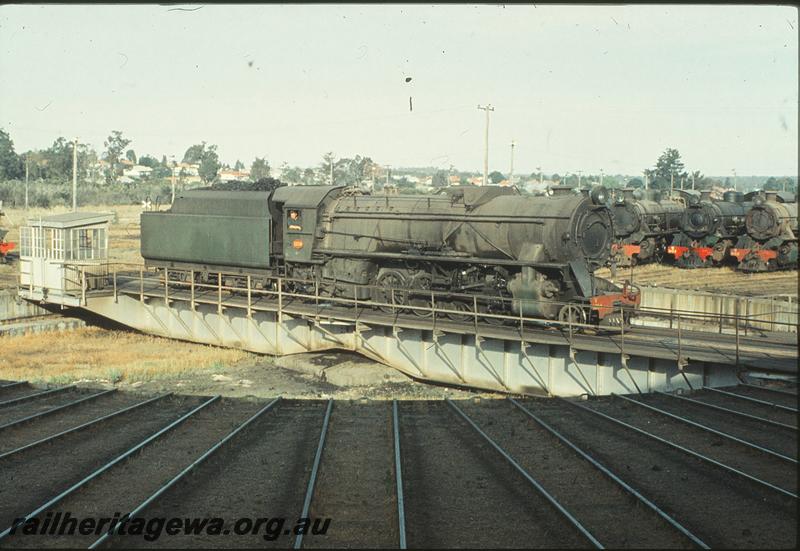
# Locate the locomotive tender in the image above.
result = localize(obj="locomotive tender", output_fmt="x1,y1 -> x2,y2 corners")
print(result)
667,190 -> 750,268
730,191 -> 798,272
141,184 -> 640,324
609,188 -> 684,267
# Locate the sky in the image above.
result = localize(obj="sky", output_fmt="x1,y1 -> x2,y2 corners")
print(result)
0,4 -> 797,177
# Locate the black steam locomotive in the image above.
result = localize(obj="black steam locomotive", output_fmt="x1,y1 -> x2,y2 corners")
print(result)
667,190 -> 750,268
609,188 -> 684,267
141,185 -> 640,325
731,191 -> 798,272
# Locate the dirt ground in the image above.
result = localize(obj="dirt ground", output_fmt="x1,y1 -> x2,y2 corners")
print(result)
595,263 -> 798,297
0,326 -> 490,400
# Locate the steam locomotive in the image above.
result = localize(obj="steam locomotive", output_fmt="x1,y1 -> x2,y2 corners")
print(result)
667,190 -> 751,268
730,191 -> 798,272
609,188 -> 684,267
141,184 -> 640,325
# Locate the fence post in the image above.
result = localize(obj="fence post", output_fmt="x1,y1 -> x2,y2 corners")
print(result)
190,270 -> 195,312
113,266 -> 117,303
217,272 -> 222,315
735,300 -> 740,368
139,268 -> 144,302
164,268 -> 169,306
81,266 -> 86,306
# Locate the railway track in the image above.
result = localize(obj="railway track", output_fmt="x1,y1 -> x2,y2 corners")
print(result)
0,383 -> 795,548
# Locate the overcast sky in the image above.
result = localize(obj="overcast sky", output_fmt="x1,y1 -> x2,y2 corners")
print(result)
0,4 -> 797,176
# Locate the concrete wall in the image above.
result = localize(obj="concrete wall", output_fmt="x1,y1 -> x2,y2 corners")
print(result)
0,289 -> 49,321
639,286 -> 798,333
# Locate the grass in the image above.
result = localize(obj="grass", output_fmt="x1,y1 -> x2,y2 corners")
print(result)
0,327 -> 254,385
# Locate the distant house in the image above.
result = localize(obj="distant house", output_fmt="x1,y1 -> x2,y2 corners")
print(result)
468,176 -> 483,186
177,163 -> 200,177
218,169 -> 252,182
448,175 -> 461,185
123,165 -> 154,179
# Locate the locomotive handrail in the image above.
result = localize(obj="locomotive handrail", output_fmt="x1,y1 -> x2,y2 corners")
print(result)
61,261 -> 799,335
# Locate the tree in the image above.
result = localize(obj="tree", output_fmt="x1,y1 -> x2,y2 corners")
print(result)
281,165 -> 302,184
234,159 -> 244,171
138,155 -> 159,169
182,143 -> 206,164
319,152 -> 335,185
250,157 -> 271,181
432,170 -> 448,187
489,170 -> 505,184
198,144 -> 220,184
653,148 -> 687,191
0,128 -> 23,181
103,130 -> 131,184
627,178 -> 643,188
125,149 -> 137,164
161,155 -> 168,167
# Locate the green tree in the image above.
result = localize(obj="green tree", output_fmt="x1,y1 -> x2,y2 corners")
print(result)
103,130 -> 131,184
281,165 -> 302,184
198,144 -> 220,184
234,159 -> 244,171
138,155 -> 159,169
319,152 -> 335,185
653,148 -> 687,191
0,128 -> 23,181
250,157 -> 271,180
627,177 -> 643,188
432,170 -> 448,187
489,170 -> 505,184
182,143 -> 206,164
125,149 -> 137,163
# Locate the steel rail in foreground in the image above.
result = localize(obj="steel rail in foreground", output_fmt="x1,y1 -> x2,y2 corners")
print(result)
293,399 -> 334,550
654,391 -> 797,431
89,397 -> 282,550
392,401 -> 407,550
0,389 -> 115,432
0,381 -> 28,390
507,398 -> 709,550
739,383 -> 798,397
705,387 -> 798,413
613,394 -> 796,464
0,385 -> 75,408
0,393 -> 173,461
0,395 -> 219,541
445,398 -> 604,549
559,398 -> 798,500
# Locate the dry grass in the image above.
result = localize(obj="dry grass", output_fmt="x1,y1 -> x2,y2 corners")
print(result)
0,327 -> 254,385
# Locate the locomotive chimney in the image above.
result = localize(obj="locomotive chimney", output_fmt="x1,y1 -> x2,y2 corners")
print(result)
700,190 -> 712,201
765,190 -> 778,203
622,188 -> 635,200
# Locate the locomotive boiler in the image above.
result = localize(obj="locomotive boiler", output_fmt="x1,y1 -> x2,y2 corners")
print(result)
667,190 -> 750,268
141,185 -> 639,325
730,191 -> 798,272
609,188 -> 684,267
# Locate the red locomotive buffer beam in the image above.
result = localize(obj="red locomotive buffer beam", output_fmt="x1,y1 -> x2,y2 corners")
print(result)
666,245 -> 713,262
0,241 -> 15,256
612,243 -> 642,259
590,282 -> 641,319
730,248 -> 777,263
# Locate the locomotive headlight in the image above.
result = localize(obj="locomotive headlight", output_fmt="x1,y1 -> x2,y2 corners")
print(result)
292,239 -> 304,250
590,186 -> 608,205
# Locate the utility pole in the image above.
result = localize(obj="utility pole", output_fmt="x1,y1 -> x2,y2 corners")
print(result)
329,157 -> 334,186
72,137 -> 78,212
599,168 -> 604,187
691,172 -> 695,190
509,140 -> 515,187
732,168 -> 737,191
644,170 -> 649,190
171,156 -> 177,205
577,170 -> 582,188
477,104 -> 494,186
536,165 -> 543,187
25,155 -> 29,213
670,170 -> 674,195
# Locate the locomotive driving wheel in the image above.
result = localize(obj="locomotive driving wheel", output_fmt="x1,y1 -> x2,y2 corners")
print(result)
374,270 -> 408,314
445,300 -> 473,322
409,273 -> 434,318
557,304 -> 587,327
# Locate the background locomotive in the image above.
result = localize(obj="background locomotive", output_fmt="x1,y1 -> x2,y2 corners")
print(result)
141,184 -> 639,325
667,190 -> 750,268
730,191 -> 797,272
609,188 -> 684,267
